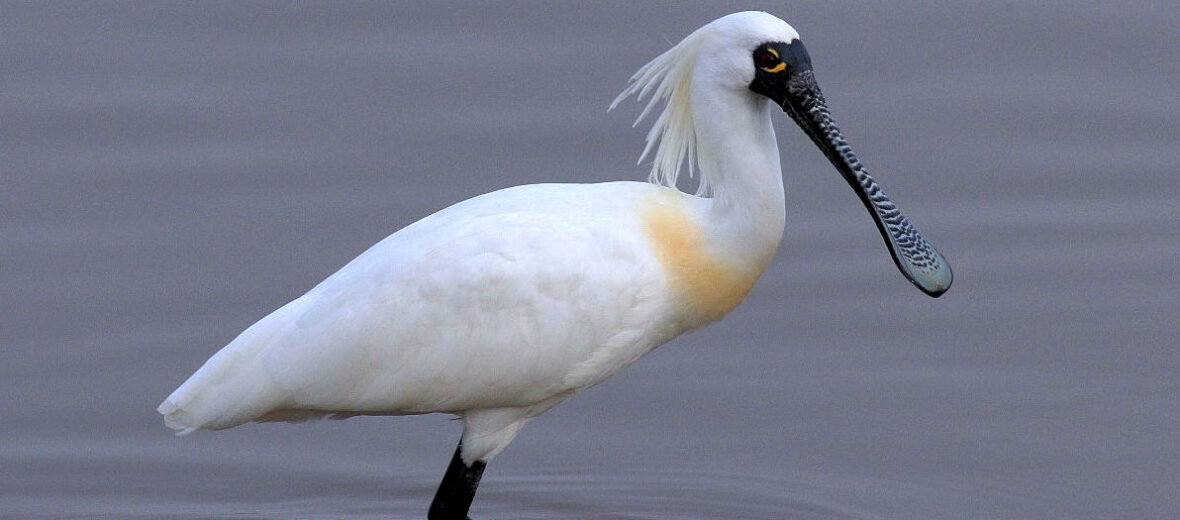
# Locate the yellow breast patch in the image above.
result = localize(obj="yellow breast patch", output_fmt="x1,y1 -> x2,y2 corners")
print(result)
642,196 -> 760,327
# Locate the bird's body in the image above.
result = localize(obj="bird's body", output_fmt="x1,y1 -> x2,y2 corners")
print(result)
160,11 -> 950,519
160,178 -> 782,460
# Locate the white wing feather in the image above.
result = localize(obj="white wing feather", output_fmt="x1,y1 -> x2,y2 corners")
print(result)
158,182 -> 678,433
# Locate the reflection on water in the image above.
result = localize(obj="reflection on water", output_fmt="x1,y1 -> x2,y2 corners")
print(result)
481,469 -> 1067,520
6,454 -> 1068,520
3,2 -> 1178,519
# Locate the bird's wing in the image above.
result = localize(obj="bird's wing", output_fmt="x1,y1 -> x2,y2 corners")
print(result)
160,182 -> 676,431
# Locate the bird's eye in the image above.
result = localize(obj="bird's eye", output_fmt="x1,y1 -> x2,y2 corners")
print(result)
756,48 -> 779,69
755,46 -> 785,73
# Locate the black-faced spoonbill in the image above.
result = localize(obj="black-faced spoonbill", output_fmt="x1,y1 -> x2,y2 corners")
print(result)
159,11 -> 952,519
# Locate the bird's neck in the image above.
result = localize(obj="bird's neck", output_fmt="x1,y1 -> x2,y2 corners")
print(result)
692,88 -> 787,272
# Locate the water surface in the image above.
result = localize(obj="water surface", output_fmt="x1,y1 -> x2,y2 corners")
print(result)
3,2 -> 1178,519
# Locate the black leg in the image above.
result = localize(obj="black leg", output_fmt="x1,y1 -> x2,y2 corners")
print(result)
427,442 -> 486,520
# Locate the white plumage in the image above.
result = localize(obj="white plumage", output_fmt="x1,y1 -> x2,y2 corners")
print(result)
159,10 -> 948,517
161,182 -> 687,460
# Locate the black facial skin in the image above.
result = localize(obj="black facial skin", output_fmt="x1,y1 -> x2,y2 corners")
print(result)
748,40 -> 953,297
748,40 -> 812,107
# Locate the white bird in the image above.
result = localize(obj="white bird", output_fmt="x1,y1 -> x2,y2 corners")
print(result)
159,11 -> 951,519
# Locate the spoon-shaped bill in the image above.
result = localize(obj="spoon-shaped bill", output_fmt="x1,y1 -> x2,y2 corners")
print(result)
781,68 -> 952,297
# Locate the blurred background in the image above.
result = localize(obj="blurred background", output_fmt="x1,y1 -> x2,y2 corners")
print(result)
3,2 -> 1177,518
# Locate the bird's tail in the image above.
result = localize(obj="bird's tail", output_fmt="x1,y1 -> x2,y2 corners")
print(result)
158,300 -> 303,434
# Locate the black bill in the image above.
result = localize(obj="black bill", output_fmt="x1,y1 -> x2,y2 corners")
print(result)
751,40 -> 953,297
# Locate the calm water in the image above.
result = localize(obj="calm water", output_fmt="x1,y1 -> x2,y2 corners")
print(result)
4,2 -> 1178,519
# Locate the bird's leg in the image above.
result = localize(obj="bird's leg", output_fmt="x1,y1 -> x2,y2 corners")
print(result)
427,441 -> 486,520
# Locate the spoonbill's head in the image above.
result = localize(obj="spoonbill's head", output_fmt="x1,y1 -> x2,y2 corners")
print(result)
615,11 -> 953,297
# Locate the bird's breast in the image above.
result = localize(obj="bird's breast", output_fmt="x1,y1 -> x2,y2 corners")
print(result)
641,194 -> 764,329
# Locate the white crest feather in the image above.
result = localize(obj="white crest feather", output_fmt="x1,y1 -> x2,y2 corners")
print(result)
610,26 -> 710,196
611,12 -> 800,197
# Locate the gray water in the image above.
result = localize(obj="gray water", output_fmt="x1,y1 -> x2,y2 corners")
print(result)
3,2 -> 1178,519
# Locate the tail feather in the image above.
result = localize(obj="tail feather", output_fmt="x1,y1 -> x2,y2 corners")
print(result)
158,299 -> 304,433
156,398 -> 198,435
